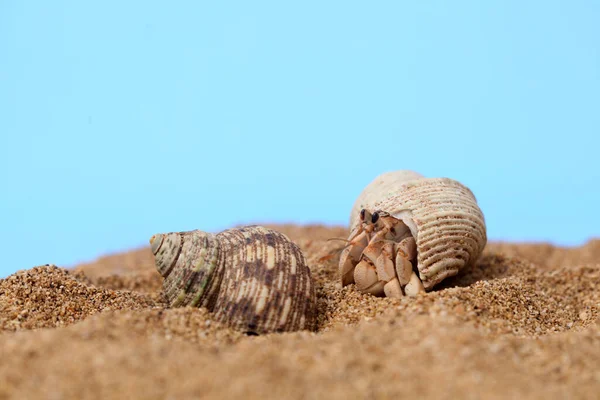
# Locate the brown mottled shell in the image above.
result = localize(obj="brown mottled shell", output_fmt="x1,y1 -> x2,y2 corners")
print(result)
350,171 -> 487,290
150,225 -> 317,334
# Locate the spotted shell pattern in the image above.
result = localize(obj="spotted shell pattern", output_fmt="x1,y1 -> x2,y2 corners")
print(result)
150,225 -> 317,334
350,171 -> 487,290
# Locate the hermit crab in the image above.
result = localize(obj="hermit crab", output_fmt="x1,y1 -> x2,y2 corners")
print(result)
150,225 -> 317,334
339,170 -> 487,298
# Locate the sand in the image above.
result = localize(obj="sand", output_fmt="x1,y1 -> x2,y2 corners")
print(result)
0,225 -> 598,399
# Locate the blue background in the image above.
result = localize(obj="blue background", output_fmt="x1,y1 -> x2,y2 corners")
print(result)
1,1 -> 599,277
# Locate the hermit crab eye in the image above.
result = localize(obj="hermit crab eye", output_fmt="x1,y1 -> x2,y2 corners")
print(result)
360,209 -> 366,221
371,212 -> 379,224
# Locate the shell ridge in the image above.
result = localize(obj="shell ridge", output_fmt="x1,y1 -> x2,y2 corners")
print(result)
419,248 -> 472,276
192,235 -> 224,309
212,228 -> 247,328
161,232 -> 184,278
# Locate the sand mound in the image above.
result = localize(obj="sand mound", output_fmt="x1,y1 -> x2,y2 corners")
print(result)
0,225 -> 598,399
0,265 -> 159,331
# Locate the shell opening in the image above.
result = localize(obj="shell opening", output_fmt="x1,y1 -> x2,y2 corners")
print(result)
392,210 -> 418,241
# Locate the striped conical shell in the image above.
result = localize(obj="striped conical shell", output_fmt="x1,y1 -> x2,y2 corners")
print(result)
150,225 -> 317,334
350,171 -> 487,290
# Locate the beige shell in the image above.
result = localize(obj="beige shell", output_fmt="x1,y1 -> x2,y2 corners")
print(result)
349,170 -> 487,290
150,225 -> 317,334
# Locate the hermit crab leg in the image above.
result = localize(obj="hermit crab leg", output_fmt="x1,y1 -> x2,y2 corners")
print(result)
395,237 -> 417,286
339,229 -> 369,285
375,241 -> 396,282
338,209 -> 374,285
353,258 -> 385,295
383,279 -> 403,298
376,241 -> 404,299
394,236 -> 425,296
404,271 -> 425,296
361,233 -> 387,264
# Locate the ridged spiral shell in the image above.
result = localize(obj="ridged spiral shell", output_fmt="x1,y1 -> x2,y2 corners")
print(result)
349,170 -> 487,290
150,225 -> 317,334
